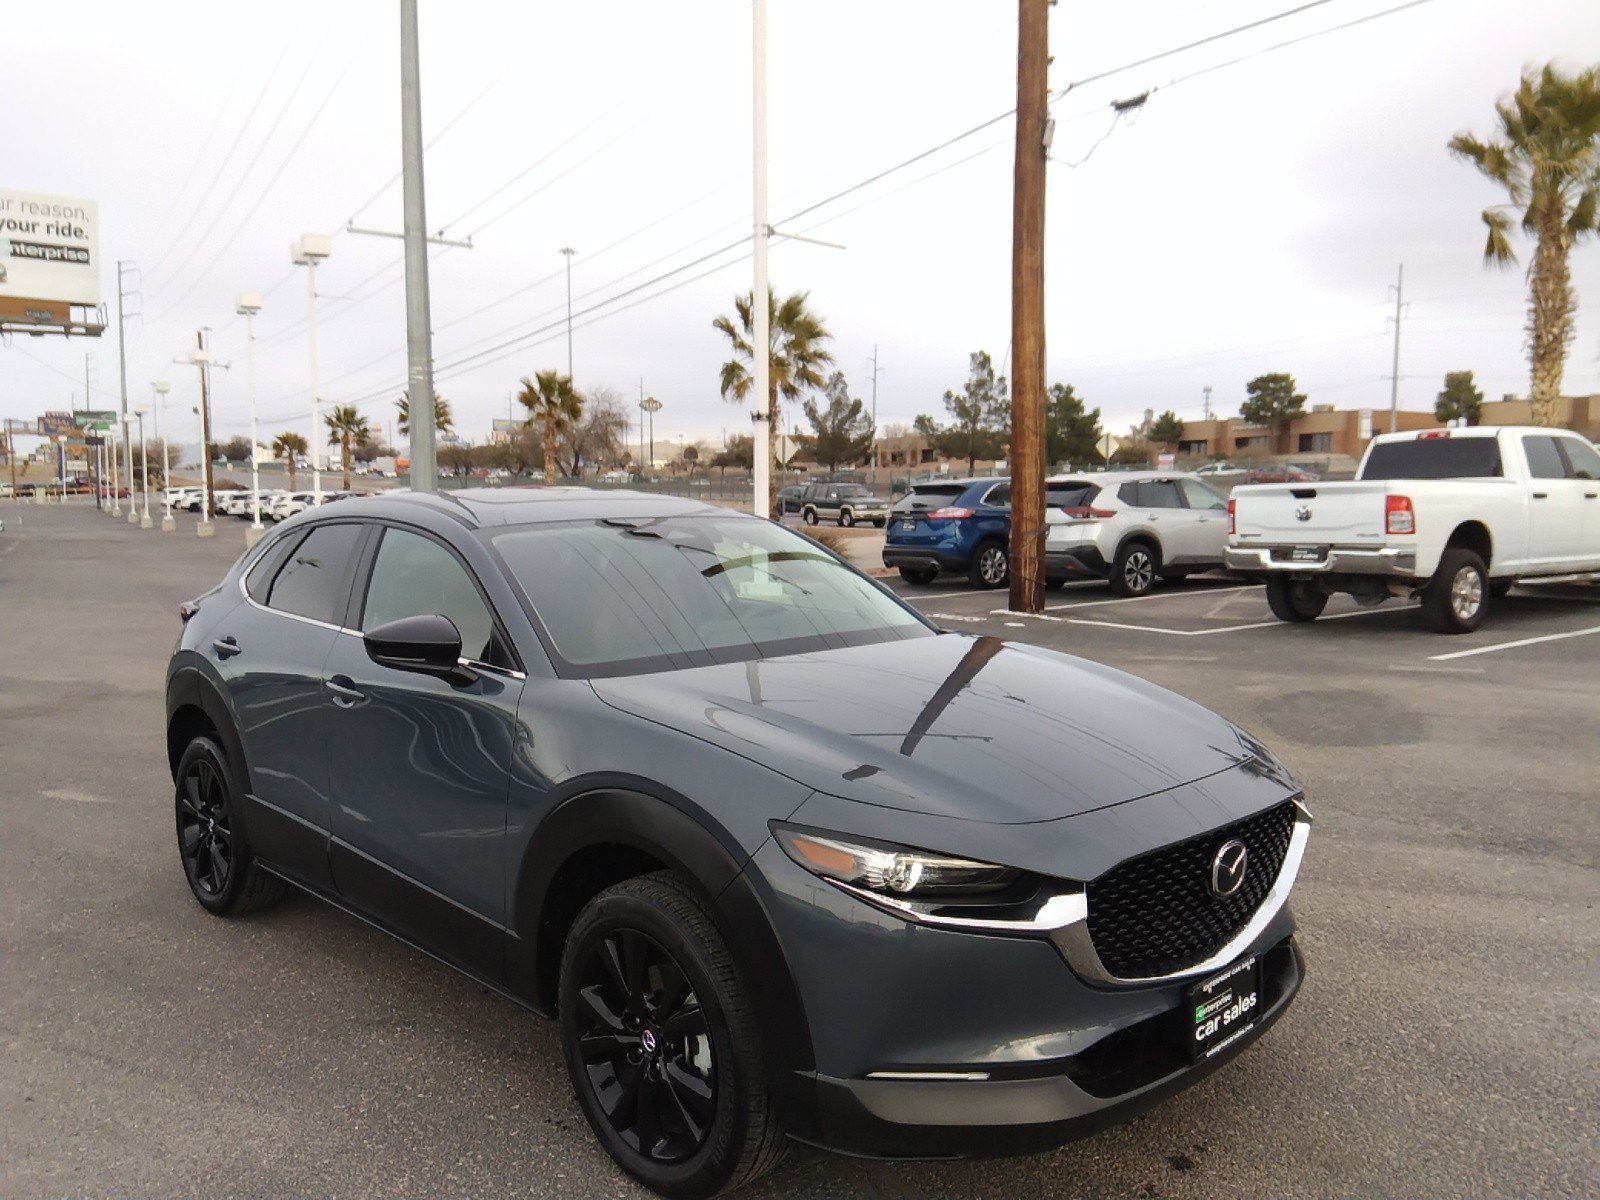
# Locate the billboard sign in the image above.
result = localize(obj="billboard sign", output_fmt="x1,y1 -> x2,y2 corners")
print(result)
38,411 -> 77,438
75,410 -> 117,430
0,189 -> 100,306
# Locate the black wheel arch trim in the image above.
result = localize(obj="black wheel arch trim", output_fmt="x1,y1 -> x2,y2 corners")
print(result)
507,784 -> 820,1135
1114,532 -> 1162,565
166,662 -> 249,798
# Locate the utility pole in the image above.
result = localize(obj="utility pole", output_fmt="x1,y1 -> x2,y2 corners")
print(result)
1007,0 -> 1049,614
400,0 -> 438,495
192,330 -> 216,536
750,0 -> 772,519
1387,264 -> 1405,434
238,292 -> 266,546
561,246 -> 577,380
638,378 -> 645,471
154,380 -> 174,531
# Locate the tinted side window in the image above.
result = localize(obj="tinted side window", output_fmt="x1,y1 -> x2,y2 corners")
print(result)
1117,482 -> 1141,506
265,523 -> 365,625
1523,436 -> 1567,480
1138,481 -> 1183,509
246,530 -> 306,603
983,484 -> 1011,508
361,527 -> 498,664
1557,437 -> 1600,481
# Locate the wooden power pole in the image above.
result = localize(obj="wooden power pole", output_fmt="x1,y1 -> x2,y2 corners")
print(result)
1008,0 -> 1049,613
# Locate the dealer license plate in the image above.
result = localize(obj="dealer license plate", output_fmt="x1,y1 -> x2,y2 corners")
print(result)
1185,956 -> 1261,1061
1289,545 -> 1325,563
900,519 -> 916,532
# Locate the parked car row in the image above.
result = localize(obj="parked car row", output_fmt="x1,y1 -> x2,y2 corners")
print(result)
162,486 -> 360,521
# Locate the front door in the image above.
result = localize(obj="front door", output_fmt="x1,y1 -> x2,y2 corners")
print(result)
1175,478 -> 1230,566
324,524 -> 524,982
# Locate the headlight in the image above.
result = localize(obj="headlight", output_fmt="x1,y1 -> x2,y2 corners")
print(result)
773,826 -> 1019,897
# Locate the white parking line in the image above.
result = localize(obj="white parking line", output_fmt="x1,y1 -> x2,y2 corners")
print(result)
1043,585 -> 1251,613
1059,605 -> 1417,638
1427,624 -> 1600,661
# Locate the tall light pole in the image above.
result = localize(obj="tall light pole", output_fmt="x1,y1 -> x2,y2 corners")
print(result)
153,380 -> 174,531
292,234 -> 332,503
1387,264 -> 1405,434
399,0 -> 438,495
560,246 -> 577,380
237,291 -> 266,546
188,337 -> 215,538
129,408 -> 152,528
641,396 -> 662,477
118,261 -> 138,524
867,346 -> 882,490
750,0 -> 772,519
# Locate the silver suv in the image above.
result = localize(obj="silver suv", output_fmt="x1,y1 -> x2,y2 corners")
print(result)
1045,471 -> 1231,595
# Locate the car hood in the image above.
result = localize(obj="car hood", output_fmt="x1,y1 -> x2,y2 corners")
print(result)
590,633 -> 1274,826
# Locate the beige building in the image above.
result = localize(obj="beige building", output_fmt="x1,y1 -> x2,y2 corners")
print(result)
1176,406 -> 1436,461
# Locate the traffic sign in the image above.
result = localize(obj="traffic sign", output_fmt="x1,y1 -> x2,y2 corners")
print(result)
74,410 -> 117,428
38,411 -> 76,437
1097,432 -> 1121,462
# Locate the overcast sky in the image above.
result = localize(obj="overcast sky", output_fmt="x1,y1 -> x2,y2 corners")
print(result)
5,0 -> 1600,454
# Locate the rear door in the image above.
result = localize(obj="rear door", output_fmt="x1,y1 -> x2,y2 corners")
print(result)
1555,436 -> 1600,568
1522,434 -> 1587,565
1122,479 -> 1187,561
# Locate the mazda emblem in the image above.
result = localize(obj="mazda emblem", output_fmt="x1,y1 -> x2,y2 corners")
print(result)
1295,505 -> 1312,522
641,1028 -> 658,1054
1210,840 -> 1249,898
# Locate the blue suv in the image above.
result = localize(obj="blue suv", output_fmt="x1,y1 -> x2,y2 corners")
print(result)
884,477 -> 1013,587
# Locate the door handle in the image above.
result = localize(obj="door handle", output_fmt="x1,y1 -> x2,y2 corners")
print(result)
211,636 -> 241,659
326,675 -> 367,707
1585,492 -> 1597,500
1532,492 -> 1548,499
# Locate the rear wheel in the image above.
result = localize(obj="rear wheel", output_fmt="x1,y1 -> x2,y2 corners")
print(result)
802,508 -> 817,526
1265,575 -> 1328,622
839,509 -> 854,527
1109,542 -> 1159,597
968,541 -> 1009,589
1421,548 -> 1488,634
898,564 -> 938,586
559,874 -> 785,1199
174,736 -> 286,916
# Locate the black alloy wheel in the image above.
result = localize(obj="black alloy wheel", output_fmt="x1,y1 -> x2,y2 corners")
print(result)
560,874 -> 784,1198
178,751 -> 233,898
573,928 -> 716,1164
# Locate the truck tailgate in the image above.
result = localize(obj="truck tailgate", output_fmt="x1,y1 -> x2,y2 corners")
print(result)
1232,481 -> 1390,544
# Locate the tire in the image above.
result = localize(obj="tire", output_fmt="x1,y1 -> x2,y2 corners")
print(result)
1108,541 -> 1159,597
1265,575 -> 1328,622
967,540 -> 1009,589
873,519 -> 885,529
559,873 -> 785,1200
802,508 -> 817,526
173,736 -> 287,916
1489,578 -> 1515,600
898,564 -> 938,586
839,509 -> 854,528
1421,548 -> 1489,634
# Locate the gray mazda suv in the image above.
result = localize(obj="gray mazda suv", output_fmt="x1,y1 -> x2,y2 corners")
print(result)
166,488 -> 1309,1198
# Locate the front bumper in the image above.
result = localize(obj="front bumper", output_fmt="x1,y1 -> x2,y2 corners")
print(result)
1225,544 -> 1417,576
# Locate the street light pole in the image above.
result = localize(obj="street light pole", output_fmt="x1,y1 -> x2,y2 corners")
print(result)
561,246 -> 577,380
132,409 -> 152,528
292,235 -> 332,503
189,334 -> 215,538
153,380 -> 174,531
118,261 -> 138,524
237,292 -> 266,546
750,0 -> 772,519
400,0 -> 439,496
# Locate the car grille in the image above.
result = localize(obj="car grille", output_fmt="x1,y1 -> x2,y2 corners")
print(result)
1085,800 -> 1298,979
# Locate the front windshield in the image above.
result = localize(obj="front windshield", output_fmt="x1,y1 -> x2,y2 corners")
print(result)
491,516 -> 932,677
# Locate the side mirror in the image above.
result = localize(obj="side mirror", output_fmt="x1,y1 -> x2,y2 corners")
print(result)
363,614 -> 474,683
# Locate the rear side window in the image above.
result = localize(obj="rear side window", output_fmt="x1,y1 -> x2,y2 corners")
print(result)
263,522 -> 366,625
1361,437 -> 1503,480
894,483 -> 967,512
982,484 -> 1011,508
245,531 -> 305,603
1121,480 -> 1183,509
1047,483 -> 1098,508
1558,437 -> 1600,480
1522,436 -> 1567,480
1178,478 -> 1228,511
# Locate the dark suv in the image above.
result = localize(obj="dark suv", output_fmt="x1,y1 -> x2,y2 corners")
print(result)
167,489 -> 1308,1198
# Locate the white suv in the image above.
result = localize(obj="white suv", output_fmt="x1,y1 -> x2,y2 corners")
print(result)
1044,471 -> 1231,595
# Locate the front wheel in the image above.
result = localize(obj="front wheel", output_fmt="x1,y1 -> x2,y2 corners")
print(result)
839,509 -> 854,528
559,874 -> 785,1199
968,541 -> 1009,589
1265,575 -> 1328,622
174,736 -> 286,916
801,508 -> 817,526
1421,548 -> 1488,634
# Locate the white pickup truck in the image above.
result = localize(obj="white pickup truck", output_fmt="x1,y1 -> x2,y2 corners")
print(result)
1226,426 -> 1600,633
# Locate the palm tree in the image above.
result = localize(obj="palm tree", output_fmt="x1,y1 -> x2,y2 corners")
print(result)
323,405 -> 372,491
396,391 -> 453,438
516,371 -> 583,481
1449,64 -> 1600,426
272,431 -> 308,489
714,288 -> 834,513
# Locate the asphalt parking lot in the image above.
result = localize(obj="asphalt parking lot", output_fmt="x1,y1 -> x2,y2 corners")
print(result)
2,502 -> 1596,1199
